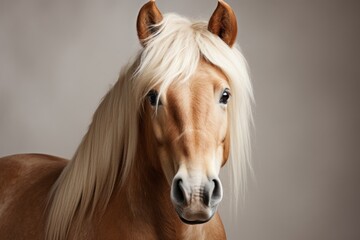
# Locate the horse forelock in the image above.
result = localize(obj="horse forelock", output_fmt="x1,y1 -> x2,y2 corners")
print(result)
46,13 -> 252,240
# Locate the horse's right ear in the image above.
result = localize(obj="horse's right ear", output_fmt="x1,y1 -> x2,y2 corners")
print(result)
137,0 -> 163,46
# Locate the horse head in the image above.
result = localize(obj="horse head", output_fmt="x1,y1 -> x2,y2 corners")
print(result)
137,0 -> 240,224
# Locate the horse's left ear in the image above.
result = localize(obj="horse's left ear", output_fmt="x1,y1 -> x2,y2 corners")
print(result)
137,0 -> 163,46
208,0 -> 238,47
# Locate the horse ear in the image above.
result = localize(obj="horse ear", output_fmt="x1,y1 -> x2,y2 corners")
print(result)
137,0 -> 163,46
208,0 -> 238,47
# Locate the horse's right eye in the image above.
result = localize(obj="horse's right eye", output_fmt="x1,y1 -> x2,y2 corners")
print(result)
147,90 -> 161,106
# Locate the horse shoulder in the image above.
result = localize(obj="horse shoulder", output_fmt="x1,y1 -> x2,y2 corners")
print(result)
0,154 -> 67,239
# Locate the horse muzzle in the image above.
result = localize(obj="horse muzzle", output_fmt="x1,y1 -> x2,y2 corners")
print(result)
170,174 -> 223,224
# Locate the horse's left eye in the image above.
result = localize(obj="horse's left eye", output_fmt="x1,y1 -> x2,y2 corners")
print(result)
147,90 -> 161,106
219,89 -> 231,104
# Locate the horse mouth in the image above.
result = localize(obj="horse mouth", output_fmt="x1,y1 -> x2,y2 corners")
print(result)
179,214 -> 214,225
175,205 -> 216,225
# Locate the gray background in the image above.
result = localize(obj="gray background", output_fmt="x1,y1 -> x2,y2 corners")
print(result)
1,0 -> 360,239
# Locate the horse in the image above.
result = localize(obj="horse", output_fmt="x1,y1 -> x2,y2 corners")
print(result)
0,1 -> 253,239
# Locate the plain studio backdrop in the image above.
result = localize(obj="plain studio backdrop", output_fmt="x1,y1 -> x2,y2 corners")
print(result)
1,0 -> 360,239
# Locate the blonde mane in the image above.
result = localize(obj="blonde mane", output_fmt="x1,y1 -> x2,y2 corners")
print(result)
46,13 -> 253,240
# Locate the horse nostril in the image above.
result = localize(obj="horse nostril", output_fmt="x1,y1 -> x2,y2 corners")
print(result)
211,179 -> 222,202
204,178 -> 223,206
172,178 -> 186,205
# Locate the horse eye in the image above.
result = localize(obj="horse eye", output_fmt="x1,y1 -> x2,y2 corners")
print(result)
147,90 -> 161,106
219,89 -> 231,104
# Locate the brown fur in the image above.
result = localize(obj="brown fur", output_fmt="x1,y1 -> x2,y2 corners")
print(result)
0,154 -> 66,239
